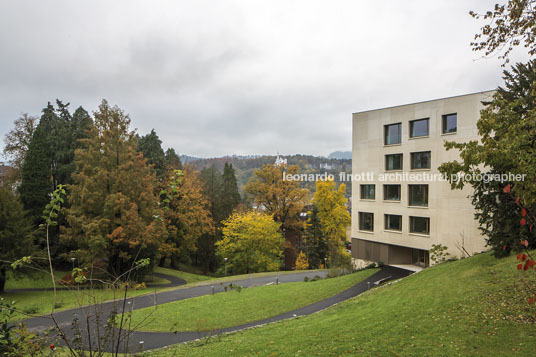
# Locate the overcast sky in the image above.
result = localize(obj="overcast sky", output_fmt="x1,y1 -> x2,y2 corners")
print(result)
0,1 -> 529,158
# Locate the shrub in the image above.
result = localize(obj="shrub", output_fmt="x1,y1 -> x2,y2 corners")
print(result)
295,251 -> 309,270
22,304 -> 39,315
430,244 -> 450,264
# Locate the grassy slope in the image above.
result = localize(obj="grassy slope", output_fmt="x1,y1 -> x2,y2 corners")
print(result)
153,267 -> 214,284
152,252 -> 536,356
128,268 -> 378,332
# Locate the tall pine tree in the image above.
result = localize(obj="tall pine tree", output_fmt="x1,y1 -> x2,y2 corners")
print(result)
0,187 -> 34,292
220,163 -> 241,219
303,205 -> 327,269
137,129 -> 166,179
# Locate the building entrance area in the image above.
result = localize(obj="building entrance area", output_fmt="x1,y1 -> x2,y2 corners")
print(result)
352,238 -> 429,268
412,248 -> 429,267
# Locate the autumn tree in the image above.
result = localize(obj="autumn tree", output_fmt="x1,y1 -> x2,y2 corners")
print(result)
62,100 -> 166,278
312,179 -> 351,267
245,163 -> 309,269
159,166 -> 214,268
245,163 -> 309,231
295,251 -> 309,270
0,187 -> 33,292
217,211 -> 284,274
2,113 -> 38,181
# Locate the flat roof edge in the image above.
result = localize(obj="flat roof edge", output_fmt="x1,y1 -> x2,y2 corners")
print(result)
352,89 -> 496,115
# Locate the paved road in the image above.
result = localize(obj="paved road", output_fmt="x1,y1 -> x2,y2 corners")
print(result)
24,267 -> 411,353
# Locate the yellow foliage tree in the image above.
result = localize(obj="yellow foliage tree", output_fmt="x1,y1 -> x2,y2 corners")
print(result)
217,211 -> 284,274
313,179 -> 350,266
295,251 -> 309,270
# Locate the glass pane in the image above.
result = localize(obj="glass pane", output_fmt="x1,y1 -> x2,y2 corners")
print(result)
411,151 -> 431,169
410,119 -> 429,137
385,214 -> 402,230
360,184 -> 375,199
386,154 -> 402,170
384,185 -> 401,201
443,114 -> 457,133
410,217 -> 429,234
385,123 -> 401,145
409,185 -> 428,206
359,212 -> 374,231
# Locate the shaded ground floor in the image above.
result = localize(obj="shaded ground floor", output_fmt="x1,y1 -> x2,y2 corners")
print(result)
351,237 -> 430,267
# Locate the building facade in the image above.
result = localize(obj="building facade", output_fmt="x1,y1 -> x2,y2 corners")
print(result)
351,91 -> 494,267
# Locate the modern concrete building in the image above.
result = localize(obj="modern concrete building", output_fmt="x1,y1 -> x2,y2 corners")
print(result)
351,91 -> 494,267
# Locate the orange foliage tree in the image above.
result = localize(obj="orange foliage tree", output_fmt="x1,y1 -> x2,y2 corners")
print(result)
62,100 -> 166,278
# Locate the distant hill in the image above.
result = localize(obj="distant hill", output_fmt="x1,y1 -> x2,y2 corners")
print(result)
184,154 -> 352,197
328,151 -> 352,160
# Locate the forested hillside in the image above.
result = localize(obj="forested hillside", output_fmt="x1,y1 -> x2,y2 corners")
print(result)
183,154 -> 352,197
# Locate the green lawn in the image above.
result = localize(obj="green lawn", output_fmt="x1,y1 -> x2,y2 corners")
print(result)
149,251 -> 536,356
153,266 -> 214,284
5,270 -> 71,290
127,268 -> 378,332
2,269 -> 169,320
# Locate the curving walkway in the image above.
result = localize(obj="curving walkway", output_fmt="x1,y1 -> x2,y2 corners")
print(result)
24,267 -> 411,353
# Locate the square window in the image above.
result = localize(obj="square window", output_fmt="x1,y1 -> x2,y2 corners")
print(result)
411,151 -> 431,170
384,184 -> 401,201
410,216 -> 430,235
385,214 -> 402,231
384,123 -> 402,145
385,154 -> 403,171
442,113 -> 457,134
359,212 -> 374,232
409,118 -> 430,138
360,184 -> 375,200
408,184 -> 428,207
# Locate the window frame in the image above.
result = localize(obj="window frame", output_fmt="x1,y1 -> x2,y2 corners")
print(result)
442,113 -> 457,134
383,184 -> 401,201
360,184 -> 375,200
409,216 -> 430,235
409,118 -> 430,138
358,212 -> 374,232
384,123 -> 402,145
385,153 -> 403,171
408,184 -> 429,207
410,151 -> 431,170
384,214 -> 402,231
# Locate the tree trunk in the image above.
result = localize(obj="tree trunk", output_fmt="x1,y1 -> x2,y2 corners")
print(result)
159,255 -> 166,267
0,266 -> 7,293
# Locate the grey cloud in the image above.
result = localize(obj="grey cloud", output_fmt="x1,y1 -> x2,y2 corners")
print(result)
0,0 -> 529,158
